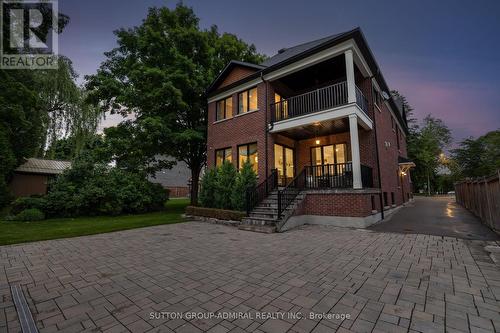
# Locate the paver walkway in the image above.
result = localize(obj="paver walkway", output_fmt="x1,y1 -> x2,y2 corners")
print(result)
1,222 -> 499,333
370,196 -> 500,241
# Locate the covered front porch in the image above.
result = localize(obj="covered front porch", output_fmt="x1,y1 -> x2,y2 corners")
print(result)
271,114 -> 374,191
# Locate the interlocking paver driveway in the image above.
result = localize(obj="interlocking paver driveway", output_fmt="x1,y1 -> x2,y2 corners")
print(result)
1,222 -> 499,333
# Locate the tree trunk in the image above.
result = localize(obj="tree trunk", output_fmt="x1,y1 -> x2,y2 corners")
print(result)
190,164 -> 201,205
427,171 -> 431,196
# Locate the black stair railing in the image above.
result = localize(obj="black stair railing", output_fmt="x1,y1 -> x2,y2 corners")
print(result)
277,168 -> 306,219
245,169 -> 278,215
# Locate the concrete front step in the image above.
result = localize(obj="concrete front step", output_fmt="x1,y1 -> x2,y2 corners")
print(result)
238,224 -> 276,233
241,216 -> 278,226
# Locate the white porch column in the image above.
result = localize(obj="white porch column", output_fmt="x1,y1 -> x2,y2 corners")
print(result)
344,49 -> 356,104
349,114 -> 362,189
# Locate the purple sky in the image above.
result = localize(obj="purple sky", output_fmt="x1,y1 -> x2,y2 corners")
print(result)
59,0 -> 500,142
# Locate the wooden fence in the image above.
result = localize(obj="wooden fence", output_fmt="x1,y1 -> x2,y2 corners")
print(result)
455,170 -> 500,234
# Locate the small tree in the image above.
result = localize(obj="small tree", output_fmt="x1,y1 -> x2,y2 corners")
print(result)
199,167 -> 218,208
214,161 -> 237,210
232,161 -> 257,211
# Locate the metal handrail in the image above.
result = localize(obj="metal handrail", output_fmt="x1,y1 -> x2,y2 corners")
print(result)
245,169 -> 278,215
355,86 -> 369,116
277,168 -> 306,218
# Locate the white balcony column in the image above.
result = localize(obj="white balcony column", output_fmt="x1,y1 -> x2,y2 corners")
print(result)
349,114 -> 362,189
344,49 -> 356,104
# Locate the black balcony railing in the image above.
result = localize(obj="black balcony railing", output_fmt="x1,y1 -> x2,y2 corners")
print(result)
304,163 -> 353,188
276,163 -> 374,217
356,86 -> 369,116
271,81 -> 370,123
245,169 -> 278,215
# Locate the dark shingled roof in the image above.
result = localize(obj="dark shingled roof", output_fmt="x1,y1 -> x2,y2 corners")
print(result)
15,158 -> 71,175
261,33 -> 344,67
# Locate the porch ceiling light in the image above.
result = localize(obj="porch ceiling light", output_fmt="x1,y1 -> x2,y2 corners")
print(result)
315,139 -> 320,145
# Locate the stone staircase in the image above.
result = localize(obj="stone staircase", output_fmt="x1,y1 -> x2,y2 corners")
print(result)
239,190 -> 305,233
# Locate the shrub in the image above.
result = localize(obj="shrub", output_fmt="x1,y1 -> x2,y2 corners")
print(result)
232,161 -> 258,211
11,196 -> 47,215
185,206 -> 245,221
15,208 -> 45,221
199,167 -> 217,208
44,156 -> 168,217
214,161 -> 237,210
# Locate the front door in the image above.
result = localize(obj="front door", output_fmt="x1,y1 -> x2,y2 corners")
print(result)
274,144 -> 294,186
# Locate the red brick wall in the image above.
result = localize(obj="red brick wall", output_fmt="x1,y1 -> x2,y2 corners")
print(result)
295,192 -> 377,217
372,87 -> 411,206
218,67 -> 257,89
356,75 -> 380,188
207,82 -> 269,179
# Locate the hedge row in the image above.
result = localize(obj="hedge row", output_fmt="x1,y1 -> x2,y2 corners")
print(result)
185,206 -> 246,221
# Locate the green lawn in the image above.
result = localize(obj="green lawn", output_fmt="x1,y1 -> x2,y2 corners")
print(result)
0,198 -> 190,246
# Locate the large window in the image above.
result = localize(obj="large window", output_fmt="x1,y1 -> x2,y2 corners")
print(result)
311,143 -> 348,166
215,147 -> 232,167
216,96 -> 233,121
238,87 -> 258,114
238,143 -> 258,173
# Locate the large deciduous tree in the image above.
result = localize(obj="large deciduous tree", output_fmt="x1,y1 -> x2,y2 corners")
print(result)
408,115 -> 452,195
85,3 -> 265,204
451,130 -> 500,179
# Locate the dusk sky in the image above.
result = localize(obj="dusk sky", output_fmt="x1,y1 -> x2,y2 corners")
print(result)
59,0 -> 500,143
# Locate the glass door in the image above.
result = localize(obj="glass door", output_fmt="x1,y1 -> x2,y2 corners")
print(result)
310,143 -> 348,175
274,144 -> 294,186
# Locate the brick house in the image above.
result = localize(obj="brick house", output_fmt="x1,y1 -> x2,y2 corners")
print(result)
206,28 -> 414,232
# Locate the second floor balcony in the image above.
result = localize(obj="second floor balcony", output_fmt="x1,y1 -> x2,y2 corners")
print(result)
270,81 -> 369,124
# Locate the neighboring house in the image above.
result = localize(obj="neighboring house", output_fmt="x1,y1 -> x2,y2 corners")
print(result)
206,27 -> 414,232
9,158 -> 71,197
149,158 -> 191,198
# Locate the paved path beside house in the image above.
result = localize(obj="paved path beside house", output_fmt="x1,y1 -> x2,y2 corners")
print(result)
1,222 -> 500,333
370,196 -> 500,241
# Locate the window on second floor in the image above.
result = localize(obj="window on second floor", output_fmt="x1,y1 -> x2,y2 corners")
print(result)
238,87 -> 258,114
216,96 -> 233,121
215,147 -> 232,167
